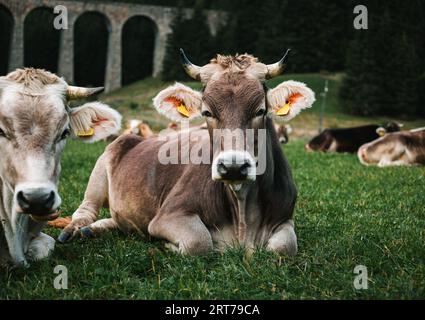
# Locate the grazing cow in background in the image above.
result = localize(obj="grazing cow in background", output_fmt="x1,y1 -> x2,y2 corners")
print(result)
274,124 -> 292,144
305,122 -> 402,153
58,49 -> 315,256
358,128 -> 425,167
122,119 -> 154,138
0,68 -> 121,266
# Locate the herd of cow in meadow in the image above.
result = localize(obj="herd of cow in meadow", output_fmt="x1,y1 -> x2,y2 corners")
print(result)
116,117 -> 425,168
0,49 -> 424,268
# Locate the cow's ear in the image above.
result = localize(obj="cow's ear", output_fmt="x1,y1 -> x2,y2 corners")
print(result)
153,82 -> 202,121
376,127 -> 386,137
69,102 -> 122,143
267,80 -> 315,121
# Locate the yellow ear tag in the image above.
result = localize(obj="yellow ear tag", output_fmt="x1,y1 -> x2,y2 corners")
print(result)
77,127 -> 95,137
378,129 -> 386,137
177,104 -> 190,118
276,103 -> 291,116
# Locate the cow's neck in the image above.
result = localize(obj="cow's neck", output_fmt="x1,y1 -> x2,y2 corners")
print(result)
0,177 -> 32,265
225,118 -> 279,243
228,183 -> 250,242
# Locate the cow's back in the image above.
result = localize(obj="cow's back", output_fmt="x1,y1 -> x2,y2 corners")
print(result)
330,125 -> 379,152
103,132 -> 233,232
403,130 -> 425,164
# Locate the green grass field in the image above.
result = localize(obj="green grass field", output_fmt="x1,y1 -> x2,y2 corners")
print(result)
0,139 -> 424,299
1,74 -> 424,299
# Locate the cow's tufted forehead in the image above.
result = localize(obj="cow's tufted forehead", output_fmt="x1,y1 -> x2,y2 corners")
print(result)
200,54 -> 269,84
0,68 -> 68,120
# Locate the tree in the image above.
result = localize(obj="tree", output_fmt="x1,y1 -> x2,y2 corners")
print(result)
161,3 -> 187,81
162,0 -> 213,81
340,3 -> 422,117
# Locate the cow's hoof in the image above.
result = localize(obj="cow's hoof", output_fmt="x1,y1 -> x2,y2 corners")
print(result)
80,226 -> 94,238
27,233 -> 55,261
11,259 -> 30,269
57,230 -> 72,243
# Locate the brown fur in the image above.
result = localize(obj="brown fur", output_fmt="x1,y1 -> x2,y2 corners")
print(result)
359,129 -> 425,166
6,68 -> 60,86
61,54 -> 300,255
210,54 -> 259,71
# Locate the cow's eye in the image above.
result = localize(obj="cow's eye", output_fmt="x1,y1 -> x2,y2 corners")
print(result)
255,109 -> 266,117
202,110 -> 213,118
60,129 -> 70,141
0,128 -> 5,138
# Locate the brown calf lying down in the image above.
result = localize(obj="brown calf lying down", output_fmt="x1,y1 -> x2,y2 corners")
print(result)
358,128 -> 425,167
58,50 -> 315,255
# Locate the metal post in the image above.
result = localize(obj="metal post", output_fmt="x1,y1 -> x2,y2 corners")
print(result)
319,79 -> 329,133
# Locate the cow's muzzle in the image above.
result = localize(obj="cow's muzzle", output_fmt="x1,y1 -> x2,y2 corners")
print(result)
212,151 -> 256,182
279,136 -> 288,144
15,187 -> 61,221
305,143 -> 313,152
357,147 -> 371,166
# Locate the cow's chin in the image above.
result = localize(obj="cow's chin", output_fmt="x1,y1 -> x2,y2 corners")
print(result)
29,211 -> 61,222
15,206 -> 61,222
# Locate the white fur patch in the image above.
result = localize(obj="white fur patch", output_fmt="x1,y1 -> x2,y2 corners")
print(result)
27,233 -> 55,261
212,150 -> 256,181
129,119 -> 142,133
267,80 -> 315,122
267,220 -> 297,256
152,82 -> 202,122
410,127 -> 425,133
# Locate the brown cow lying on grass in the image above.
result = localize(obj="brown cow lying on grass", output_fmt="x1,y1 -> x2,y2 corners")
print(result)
58,50 -> 315,256
0,68 -> 121,266
358,127 -> 425,167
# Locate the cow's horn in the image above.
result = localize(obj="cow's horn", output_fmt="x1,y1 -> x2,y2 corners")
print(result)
67,86 -> 104,100
266,49 -> 291,79
180,48 -> 201,80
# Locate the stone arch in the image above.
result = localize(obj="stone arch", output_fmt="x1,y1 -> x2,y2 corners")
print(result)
24,6 -> 60,72
74,11 -> 110,87
121,15 -> 158,86
0,4 -> 13,75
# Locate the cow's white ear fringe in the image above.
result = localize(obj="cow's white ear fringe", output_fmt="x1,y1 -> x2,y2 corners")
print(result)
70,102 -> 122,143
152,82 -> 202,122
268,80 -> 316,122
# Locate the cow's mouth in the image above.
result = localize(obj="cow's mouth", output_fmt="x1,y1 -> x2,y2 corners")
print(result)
29,211 -> 61,222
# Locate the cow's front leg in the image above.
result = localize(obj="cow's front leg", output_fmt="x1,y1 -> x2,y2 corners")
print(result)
378,158 -> 408,167
78,218 -> 118,238
267,219 -> 298,256
4,213 -> 30,266
148,213 -> 213,255
58,154 -> 109,243
26,232 -> 55,261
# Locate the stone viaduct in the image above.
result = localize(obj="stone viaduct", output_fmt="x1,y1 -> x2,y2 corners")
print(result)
0,0 -> 225,91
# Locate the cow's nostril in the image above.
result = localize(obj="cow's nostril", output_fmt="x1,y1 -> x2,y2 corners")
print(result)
17,191 -> 30,209
46,191 -> 55,208
239,161 -> 251,176
217,161 -> 228,175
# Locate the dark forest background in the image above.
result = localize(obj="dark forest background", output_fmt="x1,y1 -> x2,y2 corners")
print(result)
0,0 -> 424,117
